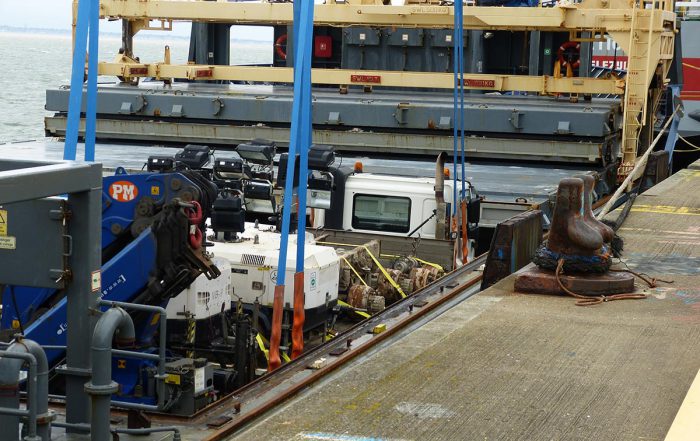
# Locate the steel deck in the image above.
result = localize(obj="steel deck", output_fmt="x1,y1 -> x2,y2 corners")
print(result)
231,160 -> 700,441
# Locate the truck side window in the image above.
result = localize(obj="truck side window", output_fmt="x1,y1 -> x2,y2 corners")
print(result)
352,194 -> 411,233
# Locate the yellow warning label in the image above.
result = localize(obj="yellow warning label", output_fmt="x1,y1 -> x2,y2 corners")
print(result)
165,374 -> 181,385
0,236 -> 16,250
0,210 -> 7,236
151,185 -> 160,196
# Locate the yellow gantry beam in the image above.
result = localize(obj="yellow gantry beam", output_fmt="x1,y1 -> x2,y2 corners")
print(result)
97,0 -> 675,33
98,62 -> 625,94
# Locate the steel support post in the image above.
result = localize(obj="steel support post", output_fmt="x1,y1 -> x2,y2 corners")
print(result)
580,31 -> 592,78
528,31 -> 541,76
467,30 -> 483,95
63,182 -> 102,431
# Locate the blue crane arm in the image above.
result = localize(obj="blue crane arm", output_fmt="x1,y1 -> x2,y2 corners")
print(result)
18,230 -> 157,367
1,170 -> 220,368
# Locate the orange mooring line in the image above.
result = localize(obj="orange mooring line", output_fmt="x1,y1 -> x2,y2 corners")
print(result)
461,199 -> 469,264
451,214 -> 459,269
268,285 -> 285,371
291,271 -> 305,359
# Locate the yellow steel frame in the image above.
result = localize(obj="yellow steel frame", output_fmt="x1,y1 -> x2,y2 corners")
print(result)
96,0 -> 675,33
99,60 -> 624,95
82,0 -> 678,176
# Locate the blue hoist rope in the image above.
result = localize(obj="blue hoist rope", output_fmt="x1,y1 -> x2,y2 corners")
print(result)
277,0 -> 314,286
64,0 -> 99,162
452,0 -> 466,213
84,0 -> 99,162
295,0 -> 314,273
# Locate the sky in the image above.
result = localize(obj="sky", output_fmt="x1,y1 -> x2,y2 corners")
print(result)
0,0 -> 272,40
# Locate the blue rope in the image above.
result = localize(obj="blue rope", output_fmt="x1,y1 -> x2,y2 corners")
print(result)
451,2 -> 460,216
64,0 -> 92,161
84,0 -> 99,162
539,246 -> 611,265
457,0 -> 466,200
295,0 -> 314,273
277,0 -> 314,286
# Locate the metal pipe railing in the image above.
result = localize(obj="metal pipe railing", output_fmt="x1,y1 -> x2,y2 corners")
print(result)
53,421 -> 182,440
39,300 -> 170,412
85,307 -> 136,441
98,300 -> 168,411
0,350 -> 37,441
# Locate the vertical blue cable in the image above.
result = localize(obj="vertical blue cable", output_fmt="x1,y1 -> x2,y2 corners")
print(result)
64,0 -> 91,161
457,0 -> 466,199
295,5 -> 314,272
278,0 -> 313,287
84,0 -> 99,162
451,1 -> 460,216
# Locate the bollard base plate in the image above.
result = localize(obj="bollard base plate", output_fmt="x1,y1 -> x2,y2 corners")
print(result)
514,266 -> 635,296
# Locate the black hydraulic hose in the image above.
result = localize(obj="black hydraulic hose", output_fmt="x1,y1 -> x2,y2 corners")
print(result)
10,286 -> 25,335
408,209 -> 437,237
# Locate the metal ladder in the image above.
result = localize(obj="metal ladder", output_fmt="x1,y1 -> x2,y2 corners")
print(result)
618,0 -> 657,179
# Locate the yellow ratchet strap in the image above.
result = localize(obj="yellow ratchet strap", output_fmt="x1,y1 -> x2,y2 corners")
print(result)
341,256 -> 368,287
317,241 -> 406,298
256,333 -> 291,363
337,299 -> 371,319
255,333 -> 269,361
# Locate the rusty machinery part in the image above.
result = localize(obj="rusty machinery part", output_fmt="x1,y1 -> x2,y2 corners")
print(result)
347,284 -> 374,309
377,268 -> 403,300
535,177 -> 611,273
399,277 -> 414,295
392,256 -> 420,274
347,284 -> 385,314
409,265 -> 442,291
339,256 -> 370,293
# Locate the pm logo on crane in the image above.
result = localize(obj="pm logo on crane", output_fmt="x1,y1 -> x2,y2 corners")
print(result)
109,181 -> 139,202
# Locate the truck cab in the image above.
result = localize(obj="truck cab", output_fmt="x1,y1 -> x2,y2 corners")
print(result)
341,173 -> 453,240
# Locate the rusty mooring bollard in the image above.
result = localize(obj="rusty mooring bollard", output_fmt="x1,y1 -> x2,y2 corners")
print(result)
575,174 -> 614,244
547,177 -> 603,257
534,177 -> 612,273
515,177 -> 634,298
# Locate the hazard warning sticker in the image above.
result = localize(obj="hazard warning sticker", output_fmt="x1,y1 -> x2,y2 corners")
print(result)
0,209 -> 7,236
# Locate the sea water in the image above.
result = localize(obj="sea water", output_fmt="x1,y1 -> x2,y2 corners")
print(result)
0,29 -> 271,144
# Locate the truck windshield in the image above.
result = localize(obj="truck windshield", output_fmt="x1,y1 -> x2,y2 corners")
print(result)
352,194 -> 411,233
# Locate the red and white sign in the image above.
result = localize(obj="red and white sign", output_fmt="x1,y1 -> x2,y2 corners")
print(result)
109,181 -> 139,202
350,74 -> 382,84
463,79 -> 496,88
592,55 -> 628,71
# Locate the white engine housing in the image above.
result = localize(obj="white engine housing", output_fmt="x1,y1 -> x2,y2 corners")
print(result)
166,256 -> 232,319
208,225 -> 340,311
